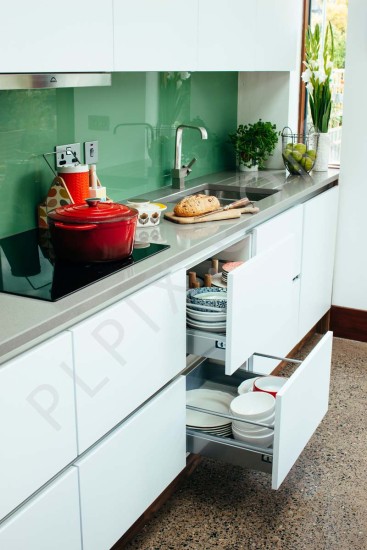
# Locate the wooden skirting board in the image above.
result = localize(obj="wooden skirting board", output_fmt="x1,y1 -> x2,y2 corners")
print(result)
330,305 -> 367,343
112,312 -> 331,548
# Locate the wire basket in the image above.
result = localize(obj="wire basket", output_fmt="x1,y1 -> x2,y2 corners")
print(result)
281,127 -> 319,175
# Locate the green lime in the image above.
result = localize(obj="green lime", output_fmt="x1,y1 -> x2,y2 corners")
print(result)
294,143 -> 307,155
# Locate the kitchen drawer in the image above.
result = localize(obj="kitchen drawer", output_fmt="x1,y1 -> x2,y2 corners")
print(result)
75,376 -> 186,550
0,333 -> 77,520
187,234 -> 295,375
70,270 -> 186,453
186,331 -> 333,489
0,469 -> 81,550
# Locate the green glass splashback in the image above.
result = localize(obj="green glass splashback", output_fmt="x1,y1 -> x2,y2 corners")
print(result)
0,72 -> 237,238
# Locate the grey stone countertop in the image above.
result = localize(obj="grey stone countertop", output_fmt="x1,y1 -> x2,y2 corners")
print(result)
0,169 -> 339,365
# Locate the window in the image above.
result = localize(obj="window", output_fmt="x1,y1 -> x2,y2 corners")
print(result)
300,0 -> 348,166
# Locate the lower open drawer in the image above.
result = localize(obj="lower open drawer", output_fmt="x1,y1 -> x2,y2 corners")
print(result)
186,332 -> 333,489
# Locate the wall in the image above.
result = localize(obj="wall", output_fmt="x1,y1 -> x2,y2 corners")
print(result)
332,0 -> 367,311
0,72 -> 237,238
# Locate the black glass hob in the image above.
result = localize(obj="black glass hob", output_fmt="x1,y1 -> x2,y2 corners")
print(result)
0,229 -> 169,302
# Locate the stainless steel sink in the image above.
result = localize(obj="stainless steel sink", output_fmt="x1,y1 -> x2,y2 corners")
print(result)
156,184 -> 279,204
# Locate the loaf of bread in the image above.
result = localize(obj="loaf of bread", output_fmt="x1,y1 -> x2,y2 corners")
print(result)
173,194 -> 220,217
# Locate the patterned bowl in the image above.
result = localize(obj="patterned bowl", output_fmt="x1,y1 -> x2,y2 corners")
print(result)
187,287 -> 227,310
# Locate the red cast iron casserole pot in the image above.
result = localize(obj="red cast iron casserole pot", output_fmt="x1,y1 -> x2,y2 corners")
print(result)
48,198 -> 138,262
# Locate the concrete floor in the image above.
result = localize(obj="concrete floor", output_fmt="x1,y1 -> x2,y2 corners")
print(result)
125,337 -> 367,550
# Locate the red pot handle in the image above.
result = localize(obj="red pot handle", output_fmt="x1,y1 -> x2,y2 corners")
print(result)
54,222 -> 98,231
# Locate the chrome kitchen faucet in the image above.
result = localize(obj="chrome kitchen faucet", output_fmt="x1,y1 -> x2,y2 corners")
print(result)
171,124 -> 208,189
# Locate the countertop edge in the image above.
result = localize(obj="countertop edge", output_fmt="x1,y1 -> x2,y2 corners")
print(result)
0,169 -> 339,365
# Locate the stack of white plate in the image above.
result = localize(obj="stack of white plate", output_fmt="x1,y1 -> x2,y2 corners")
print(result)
186,305 -> 227,333
186,389 -> 233,437
230,392 -> 275,447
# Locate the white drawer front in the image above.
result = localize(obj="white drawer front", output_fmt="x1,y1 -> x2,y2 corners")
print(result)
0,469 -> 81,550
272,331 -> 333,488
226,235 -> 295,374
75,376 -> 186,550
186,332 -> 333,490
0,333 -> 77,520
70,270 -> 186,452
187,236 -> 295,375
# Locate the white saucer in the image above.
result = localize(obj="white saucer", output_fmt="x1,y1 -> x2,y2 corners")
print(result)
186,309 -> 227,323
211,273 -> 227,288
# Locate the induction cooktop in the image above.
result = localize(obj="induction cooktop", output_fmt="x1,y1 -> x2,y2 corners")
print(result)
0,229 -> 169,302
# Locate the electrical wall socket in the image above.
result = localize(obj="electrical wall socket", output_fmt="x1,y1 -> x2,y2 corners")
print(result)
84,141 -> 99,164
56,143 -> 81,168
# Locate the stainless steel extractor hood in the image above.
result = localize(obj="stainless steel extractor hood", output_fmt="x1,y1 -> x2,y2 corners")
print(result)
0,73 -> 111,90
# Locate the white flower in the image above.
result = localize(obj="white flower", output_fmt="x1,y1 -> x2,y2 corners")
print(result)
314,69 -> 326,83
309,59 -> 319,71
166,72 -> 174,80
301,68 -> 312,83
180,71 -> 191,80
326,60 -> 333,70
306,82 -> 314,94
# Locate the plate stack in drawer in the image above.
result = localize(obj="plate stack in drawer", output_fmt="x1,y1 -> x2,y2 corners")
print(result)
186,389 -> 233,436
186,288 -> 227,333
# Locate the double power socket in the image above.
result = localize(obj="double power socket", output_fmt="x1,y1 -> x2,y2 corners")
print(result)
55,141 -> 98,168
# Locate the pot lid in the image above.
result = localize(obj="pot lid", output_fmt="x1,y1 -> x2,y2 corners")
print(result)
48,198 -> 138,223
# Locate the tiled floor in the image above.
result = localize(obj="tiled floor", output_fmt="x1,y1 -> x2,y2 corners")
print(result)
125,337 -> 367,550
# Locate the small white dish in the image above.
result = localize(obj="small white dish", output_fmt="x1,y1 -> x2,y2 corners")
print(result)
230,392 -> 275,421
211,273 -> 227,289
186,302 -> 224,313
186,309 -> 227,323
197,292 -> 227,301
237,377 -> 261,395
232,425 -> 274,447
186,319 -> 226,333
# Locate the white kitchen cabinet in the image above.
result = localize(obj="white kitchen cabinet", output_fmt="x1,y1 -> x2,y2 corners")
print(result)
197,0 -> 300,71
75,376 -> 186,550
252,205 -> 303,374
187,331 -> 333,489
0,0 -> 113,72
187,232 -> 295,375
0,469 -> 81,550
0,333 -> 77,521
254,0 -> 301,71
70,270 -> 186,453
298,186 -> 339,339
113,0 -> 198,71
197,0 -> 257,71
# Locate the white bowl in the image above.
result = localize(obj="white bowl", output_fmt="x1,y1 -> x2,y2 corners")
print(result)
232,419 -> 273,436
232,412 -> 274,433
237,377 -> 261,395
253,375 -> 288,397
230,392 -> 275,421
232,425 -> 274,447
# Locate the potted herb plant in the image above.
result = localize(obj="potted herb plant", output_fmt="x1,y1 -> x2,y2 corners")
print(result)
228,119 -> 279,171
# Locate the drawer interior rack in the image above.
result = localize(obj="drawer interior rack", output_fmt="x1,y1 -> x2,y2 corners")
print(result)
185,331 -> 333,490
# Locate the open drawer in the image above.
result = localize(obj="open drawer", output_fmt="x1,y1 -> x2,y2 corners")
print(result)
186,332 -> 333,489
187,234 -> 295,375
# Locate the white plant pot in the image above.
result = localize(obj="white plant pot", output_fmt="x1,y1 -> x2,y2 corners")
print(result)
313,132 -> 330,172
239,163 -> 258,172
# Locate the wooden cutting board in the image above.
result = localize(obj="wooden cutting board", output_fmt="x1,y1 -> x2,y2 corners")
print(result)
164,205 -> 259,224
